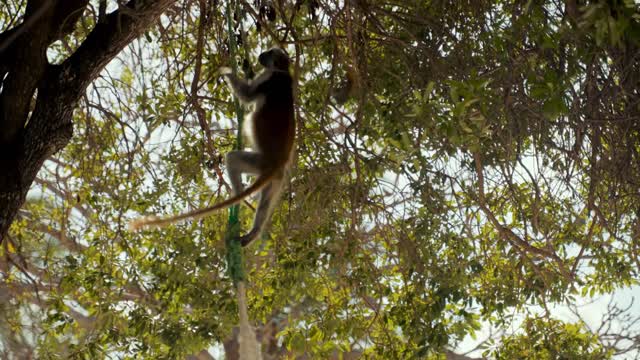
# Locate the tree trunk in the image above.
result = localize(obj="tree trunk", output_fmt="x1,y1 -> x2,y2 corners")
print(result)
0,0 -> 177,243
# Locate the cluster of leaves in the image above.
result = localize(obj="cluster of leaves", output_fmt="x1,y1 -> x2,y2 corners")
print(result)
490,317 -> 612,359
2,0 -> 640,358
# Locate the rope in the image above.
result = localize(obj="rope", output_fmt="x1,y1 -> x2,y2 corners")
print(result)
224,2 -> 260,358
224,0 -> 245,285
237,281 -> 261,359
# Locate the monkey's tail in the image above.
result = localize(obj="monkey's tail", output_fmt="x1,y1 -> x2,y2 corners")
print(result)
128,167 -> 281,231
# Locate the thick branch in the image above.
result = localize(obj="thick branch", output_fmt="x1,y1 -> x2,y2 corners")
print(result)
22,0 -> 178,190
0,0 -> 88,145
0,0 -> 177,243
60,0 -> 177,96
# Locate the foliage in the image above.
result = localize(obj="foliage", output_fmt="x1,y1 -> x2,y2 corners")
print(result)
490,317 -> 612,360
1,0 -> 640,358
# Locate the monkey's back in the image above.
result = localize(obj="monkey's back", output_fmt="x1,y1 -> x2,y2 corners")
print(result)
251,71 -> 295,167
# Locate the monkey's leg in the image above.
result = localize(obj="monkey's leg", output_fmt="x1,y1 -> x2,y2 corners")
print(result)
239,177 -> 282,246
226,150 -> 263,195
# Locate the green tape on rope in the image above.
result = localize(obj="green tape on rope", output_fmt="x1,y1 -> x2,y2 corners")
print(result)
225,0 -> 245,284
225,219 -> 243,282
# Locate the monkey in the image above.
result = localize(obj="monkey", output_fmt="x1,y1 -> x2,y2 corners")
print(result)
330,71 -> 354,105
129,47 -> 295,247
330,65 -> 358,105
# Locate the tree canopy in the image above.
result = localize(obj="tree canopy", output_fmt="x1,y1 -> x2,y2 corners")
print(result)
1,0 -> 639,359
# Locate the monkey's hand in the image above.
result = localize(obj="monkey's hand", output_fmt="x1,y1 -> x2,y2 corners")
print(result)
217,67 -> 233,76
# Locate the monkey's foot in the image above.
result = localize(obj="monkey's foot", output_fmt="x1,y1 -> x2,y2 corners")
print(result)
238,231 -> 258,247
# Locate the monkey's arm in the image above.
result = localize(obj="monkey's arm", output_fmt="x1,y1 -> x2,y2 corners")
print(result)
219,67 -> 269,103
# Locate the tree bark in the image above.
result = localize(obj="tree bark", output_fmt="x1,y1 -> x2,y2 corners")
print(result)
0,0 -> 177,243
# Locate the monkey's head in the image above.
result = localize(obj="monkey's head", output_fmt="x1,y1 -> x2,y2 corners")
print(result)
258,47 -> 290,72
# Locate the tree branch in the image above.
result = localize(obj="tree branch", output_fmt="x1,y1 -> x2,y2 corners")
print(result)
59,0 -> 177,96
